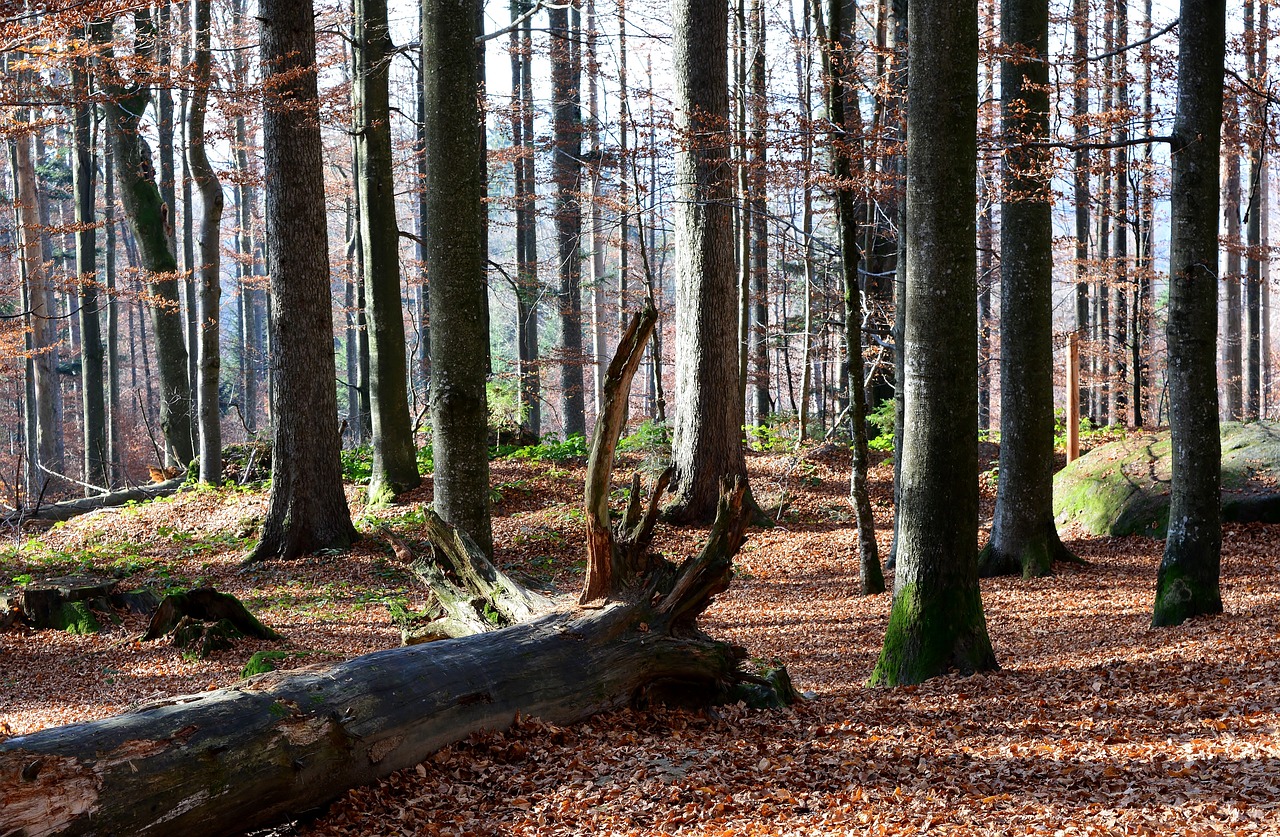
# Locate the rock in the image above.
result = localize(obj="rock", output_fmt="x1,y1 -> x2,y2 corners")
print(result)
1053,421 -> 1280,537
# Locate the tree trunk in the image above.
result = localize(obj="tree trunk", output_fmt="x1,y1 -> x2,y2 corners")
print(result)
748,0 -> 770,425
1073,0 -> 1091,428
1224,97 -> 1244,421
1153,0 -> 1225,628
870,0 -> 997,685
424,0 -> 493,556
356,0 -> 421,501
666,0 -> 751,523
93,12 -> 195,469
13,116 -> 60,495
1111,0 -> 1129,424
510,1 -> 541,440
585,0 -> 609,416
73,48 -> 107,493
978,0 -> 1076,579
551,3 -> 587,438
188,0 -> 223,485
248,0 -> 357,562
104,121 -> 123,483
816,0 -> 884,594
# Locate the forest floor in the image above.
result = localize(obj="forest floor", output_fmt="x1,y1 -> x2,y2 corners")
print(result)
2,444 -> 1279,835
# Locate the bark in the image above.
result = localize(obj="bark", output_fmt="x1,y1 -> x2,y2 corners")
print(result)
231,0 -> 259,434
188,0 -> 223,485
73,50 -> 107,493
1073,0 -> 1090,424
1153,0 -> 1225,628
666,0 -> 751,523
978,0 -> 1076,579
356,0 -> 421,501
1134,0 -> 1154,426
248,0 -> 357,562
92,13 -> 195,468
1224,97 -> 1244,421
1111,0 -> 1129,424
748,0 -> 770,424
1245,0 -> 1262,420
585,0 -> 609,414
13,118 -> 60,494
510,0 -> 541,439
104,122 -> 123,483
551,3 -> 587,437
816,0 -> 884,594
424,0 -> 493,556
870,0 -> 997,685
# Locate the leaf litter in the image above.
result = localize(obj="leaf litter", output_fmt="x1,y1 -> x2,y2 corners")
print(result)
1,449 -> 1278,835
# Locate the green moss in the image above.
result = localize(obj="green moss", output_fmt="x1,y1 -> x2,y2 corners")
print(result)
1152,562 -> 1223,627
241,650 -> 294,678
1054,422 -> 1280,538
51,601 -> 101,635
868,581 -> 997,687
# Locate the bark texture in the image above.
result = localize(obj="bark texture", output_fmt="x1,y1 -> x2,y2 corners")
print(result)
1153,0 -> 1225,627
870,0 -> 997,685
667,0 -> 751,523
423,0 -> 493,555
189,0 -> 223,485
978,0 -> 1075,578
357,0 -> 420,502
249,0 -> 357,561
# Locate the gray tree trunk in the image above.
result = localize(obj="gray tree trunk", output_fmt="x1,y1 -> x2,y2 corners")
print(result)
104,124 -> 123,483
1245,0 -> 1263,420
978,0 -> 1075,579
92,12 -> 195,468
1073,0 -> 1090,425
551,4 -> 587,437
356,0 -> 421,501
1224,98 -> 1244,421
870,0 -> 997,685
424,0 -> 493,555
748,0 -> 770,424
666,0 -> 751,523
1153,0 -> 1226,627
188,0 -> 223,485
73,47 -> 107,492
1111,0 -> 1129,424
248,0 -> 357,562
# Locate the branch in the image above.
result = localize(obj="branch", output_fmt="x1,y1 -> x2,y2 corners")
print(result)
1085,18 -> 1178,63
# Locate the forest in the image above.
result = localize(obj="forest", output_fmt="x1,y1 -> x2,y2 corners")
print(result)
1,0 -> 1279,833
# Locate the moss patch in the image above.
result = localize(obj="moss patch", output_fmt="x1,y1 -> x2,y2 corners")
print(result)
1054,422 -> 1280,537
50,601 -> 101,635
241,650 -> 295,678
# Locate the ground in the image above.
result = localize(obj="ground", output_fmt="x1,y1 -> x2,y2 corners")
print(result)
2,445 -> 1278,836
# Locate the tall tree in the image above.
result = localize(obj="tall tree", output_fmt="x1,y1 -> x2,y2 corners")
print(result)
978,0 -> 1075,578
815,0 -> 883,594
249,0 -> 357,561
424,0 -> 493,555
510,0 -> 540,439
92,11 -> 195,468
1223,96 -> 1244,421
551,1 -> 587,437
1244,0 -> 1263,419
666,0 -> 751,523
189,0 -> 223,484
1073,0 -> 1090,425
73,44 -> 107,492
748,0 -> 769,425
1152,0 -> 1226,627
869,0 -> 997,684
355,0 -> 421,501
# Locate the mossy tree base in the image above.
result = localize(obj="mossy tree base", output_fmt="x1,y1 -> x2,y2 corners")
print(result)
977,526 -> 1084,579
868,582 -> 999,687
1151,560 -> 1223,627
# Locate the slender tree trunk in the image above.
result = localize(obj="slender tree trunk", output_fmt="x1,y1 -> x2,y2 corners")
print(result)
1153,0 -> 1225,628
1245,0 -> 1263,420
585,0 -> 608,416
748,0 -> 770,424
424,0 -> 493,555
870,0 -> 996,685
511,1 -> 540,439
189,0 -> 223,485
1224,98 -> 1244,420
104,124 -> 123,482
249,0 -> 357,562
416,57 -> 432,409
977,0 -> 996,434
978,0 -> 1075,578
356,0 -> 421,499
1135,0 -> 1154,425
666,0 -> 752,523
794,5 -> 813,441
551,2 -> 587,437
1112,0 -> 1129,424
73,50 -> 107,493
93,12 -> 195,468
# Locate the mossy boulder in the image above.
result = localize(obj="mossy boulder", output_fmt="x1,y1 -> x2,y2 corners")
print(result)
1054,421 -> 1280,537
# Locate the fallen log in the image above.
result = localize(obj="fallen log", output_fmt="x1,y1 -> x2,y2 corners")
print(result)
0,486 -> 760,837
15,477 -> 185,524
0,309 -> 790,837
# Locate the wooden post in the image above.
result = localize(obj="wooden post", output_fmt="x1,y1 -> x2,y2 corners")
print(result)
1067,332 -> 1081,463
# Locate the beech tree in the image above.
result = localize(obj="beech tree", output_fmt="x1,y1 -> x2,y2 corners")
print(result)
248,0 -> 357,562
666,0 -> 751,523
356,0 -> 421,502
977,0 -> 1074,578
424,0 -> 494,555
870,0 -> 997,685
1152,0 -> 1226,627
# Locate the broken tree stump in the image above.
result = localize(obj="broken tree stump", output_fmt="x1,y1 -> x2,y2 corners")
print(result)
141,587 -> 281,656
